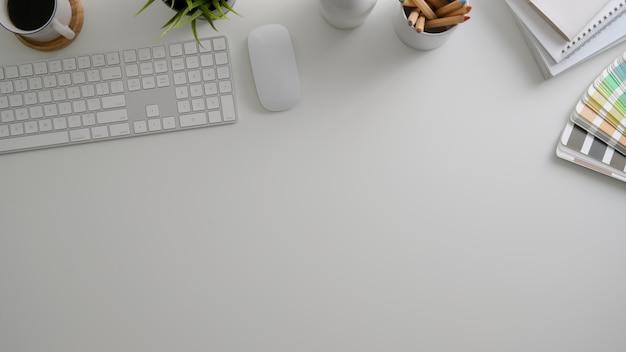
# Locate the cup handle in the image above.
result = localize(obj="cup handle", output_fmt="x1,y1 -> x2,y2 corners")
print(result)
52,19 -> 75,40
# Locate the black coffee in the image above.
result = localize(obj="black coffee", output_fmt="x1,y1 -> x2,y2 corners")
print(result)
7,0 -> 56,31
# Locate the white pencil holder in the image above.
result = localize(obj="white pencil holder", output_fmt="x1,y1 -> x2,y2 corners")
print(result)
393,0 -> 465,50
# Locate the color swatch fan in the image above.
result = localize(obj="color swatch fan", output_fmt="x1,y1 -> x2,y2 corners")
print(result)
557,51 -> 626,182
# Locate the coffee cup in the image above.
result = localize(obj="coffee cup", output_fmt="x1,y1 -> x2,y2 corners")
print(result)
0,0 -> 75,42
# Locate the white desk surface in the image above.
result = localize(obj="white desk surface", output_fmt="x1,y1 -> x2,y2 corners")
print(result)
2,0 -> 626,351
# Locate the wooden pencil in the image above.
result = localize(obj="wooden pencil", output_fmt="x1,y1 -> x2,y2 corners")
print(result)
407,8 -> 420,26
415,14 -> 426,32
434,0 -> 465,17
423,15 -> 468,29
400,0 -> 418,7
414,0 -> 437,19
425,0 -> 448,9
446,5 -> 471,16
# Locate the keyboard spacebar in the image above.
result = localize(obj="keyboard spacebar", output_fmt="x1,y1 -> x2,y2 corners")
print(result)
0,131 -> 69,152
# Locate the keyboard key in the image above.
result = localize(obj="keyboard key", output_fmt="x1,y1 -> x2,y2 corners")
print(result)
82,114 -> 96,126
38,119 -> 52,132
30,106 -> 43,119
156,75 -> 170,87
109,123 -> 130,137
153,46 -> 166,59
154,61 -> 168,73
199,39 -> 212,52
10,123 -> 24,135
110,81 -> 124,94
53,117 -> 67,130
87,69 -> 100,82
162,116 -> 176,130
213,38 -> 227,51
87,99 -> 101,111
208,110 -> 222,124
169,43 -> 183,56
123,50 -> 138,63
0,131 -> 68,152
219,81 -> 232,93
146,104 -> 159,117
106,52 -> 121,65
67,87 -> 81,99
63,58 -> 77,71
215,52 -> 228,65
70,128 -> 90,142
127,79 -> 141,91
0,81 -> 13,94
101,95 -> 126,109
101,67 -> 122,80
92,54 -> 106,67
33,62 -> 47,75
217,66 -> 230,79
15,108 -> 28,120
184,41 -> 198,55
140,62 -> 153,75
68,115 -> 82,128
142,76 -> 156,89
24,121 -> 38,134
77,56 -> 91,69
91,125 -> 109,139
133,121 -> 147,133
138,48 -> 152,61
201,54 -> 214,67
221,95 -> 236,121
179,113 -> 207,127
14,79 -> 28,92
5,66 -> 18,78
19,64 -> 33,77
43,105 -> 58,117
97,109 -> 128,124
48,60 -> 62,73
148,119 -> 161,131
1,110 -> 15,123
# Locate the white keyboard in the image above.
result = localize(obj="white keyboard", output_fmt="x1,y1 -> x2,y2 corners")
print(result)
0,36 -> 238,155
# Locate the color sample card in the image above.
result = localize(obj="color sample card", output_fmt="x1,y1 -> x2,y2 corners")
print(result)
571,100 -> 626,156
556,122 -> 626,182
584,52 -> 626,132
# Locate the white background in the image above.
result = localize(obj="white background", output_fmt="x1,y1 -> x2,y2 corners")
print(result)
1,0 -> 626,351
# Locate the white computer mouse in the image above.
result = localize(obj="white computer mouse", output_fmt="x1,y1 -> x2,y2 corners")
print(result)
248,24 -> 300,112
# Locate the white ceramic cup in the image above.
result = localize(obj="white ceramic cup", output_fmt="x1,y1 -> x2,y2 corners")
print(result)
318,0 -> 378,29
393,0 -> 464,50
0,0 -> 75,42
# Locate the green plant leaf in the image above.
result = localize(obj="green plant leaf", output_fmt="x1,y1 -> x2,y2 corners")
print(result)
221,1 -> 240,17
135,0 -> 156,16
137,0 -> 242,43
191,20 -> 201,44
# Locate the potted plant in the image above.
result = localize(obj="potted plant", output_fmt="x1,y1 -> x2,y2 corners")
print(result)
136,0 -> 240,43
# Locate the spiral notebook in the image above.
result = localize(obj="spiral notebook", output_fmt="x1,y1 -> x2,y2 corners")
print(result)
506,0 -> 626,64
529,0 -> 614,41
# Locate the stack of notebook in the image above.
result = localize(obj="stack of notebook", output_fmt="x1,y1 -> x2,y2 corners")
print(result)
505,0 -> 626,78
556,52 -> 626,182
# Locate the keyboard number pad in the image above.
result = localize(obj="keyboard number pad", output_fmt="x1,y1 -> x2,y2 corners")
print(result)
173,37 -> 235,125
